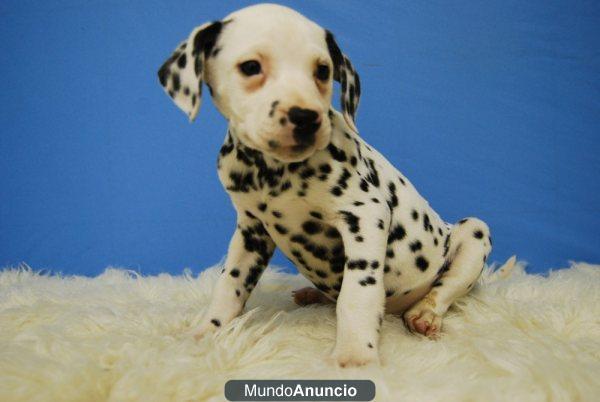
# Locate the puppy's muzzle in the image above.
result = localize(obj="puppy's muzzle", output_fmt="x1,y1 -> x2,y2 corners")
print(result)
288,107 -> 321,147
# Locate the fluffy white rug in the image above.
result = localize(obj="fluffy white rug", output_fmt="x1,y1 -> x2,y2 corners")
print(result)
0,262 -> 599,402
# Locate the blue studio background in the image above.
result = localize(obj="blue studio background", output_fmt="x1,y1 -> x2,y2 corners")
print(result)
1,1 -> 598,276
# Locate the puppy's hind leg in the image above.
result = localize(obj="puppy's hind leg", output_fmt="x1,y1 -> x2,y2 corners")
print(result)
404,217 -> 492,339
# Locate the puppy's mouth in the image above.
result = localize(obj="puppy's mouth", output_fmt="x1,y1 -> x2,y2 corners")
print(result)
265,140 -> 315,162
292,121 -> 321,148
236,118 -> 331,163
267,140 -> 311,153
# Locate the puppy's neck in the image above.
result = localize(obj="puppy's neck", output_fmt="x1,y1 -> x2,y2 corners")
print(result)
223,129 -> 285,171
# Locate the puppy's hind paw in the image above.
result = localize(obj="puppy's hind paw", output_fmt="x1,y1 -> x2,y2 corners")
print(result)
404,307 -> 442,340
292,287 -> 333,306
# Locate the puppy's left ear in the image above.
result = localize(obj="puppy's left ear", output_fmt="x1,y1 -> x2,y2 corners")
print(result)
325,30 -> 361,132
157,21 -> 223,122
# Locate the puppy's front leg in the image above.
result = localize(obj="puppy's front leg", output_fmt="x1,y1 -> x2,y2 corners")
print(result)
193,213 -> 275,339
332,208 -> 389,367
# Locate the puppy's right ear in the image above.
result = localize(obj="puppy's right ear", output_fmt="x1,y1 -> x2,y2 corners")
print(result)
157,21 -> 223,122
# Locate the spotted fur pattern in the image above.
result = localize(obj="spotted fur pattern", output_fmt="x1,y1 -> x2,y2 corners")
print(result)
158,4 -> 492,367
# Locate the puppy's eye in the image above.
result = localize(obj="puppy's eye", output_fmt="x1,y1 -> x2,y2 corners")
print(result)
316,64 -> 330,81
239,60 -> 262,76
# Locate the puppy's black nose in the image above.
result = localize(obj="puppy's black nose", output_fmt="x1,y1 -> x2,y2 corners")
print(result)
288,107 -> 320,145
288,107 -> 319,126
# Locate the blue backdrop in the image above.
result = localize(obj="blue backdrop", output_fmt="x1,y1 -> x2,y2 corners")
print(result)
1,1 -> 598,276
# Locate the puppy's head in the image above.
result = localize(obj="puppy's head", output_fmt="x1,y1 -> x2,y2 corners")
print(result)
158,4 -> 360,162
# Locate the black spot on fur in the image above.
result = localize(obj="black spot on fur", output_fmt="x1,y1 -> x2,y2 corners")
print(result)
171,73 -> 181,91
230,268 -> 240,278
360,178 -> 369,192
359,276 -> 376,286
193,21 -> 223,59
327,143 -> 347,162
269,100 -> 279,117
423,213 -> 433,232
274,224 -> 288,235
330,254 -> 346,273
210,319 -> 221,327
325,227 -> 341,239
387,224 -> 406,244
244,265 -> 264,291
474,230 -> 484,239
288,162 -> 302,173
387,181 -> 398,210
291,234 -> 308,244
415,256 -> 429,271
177,53 -> 187,69
443,234 -> 451,257
315,283 -> 330,293
319,163 -> 332,174
337,168 -> 352,189
365,159 -> 380,188
300,167 -> 316,180
409,240 -> 422,252
302,220 -> 323,234
310,211 -> 323,220
227,171 -> 255,192
339,211 -> 360,233
348,259 -> 368,270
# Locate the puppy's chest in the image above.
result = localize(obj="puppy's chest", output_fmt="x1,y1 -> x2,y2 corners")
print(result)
217,135 -> 343,213
219,148 -> 339,243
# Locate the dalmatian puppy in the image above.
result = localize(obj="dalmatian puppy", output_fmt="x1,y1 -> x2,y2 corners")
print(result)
158,4 -> 494,367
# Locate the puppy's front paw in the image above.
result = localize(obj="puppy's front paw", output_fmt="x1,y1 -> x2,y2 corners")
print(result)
191,317 -> 222,341
331,343 -> 380,368
404,306 -> 442,339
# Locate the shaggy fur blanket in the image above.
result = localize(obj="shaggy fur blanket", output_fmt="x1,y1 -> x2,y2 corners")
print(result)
0,262 -> 599,402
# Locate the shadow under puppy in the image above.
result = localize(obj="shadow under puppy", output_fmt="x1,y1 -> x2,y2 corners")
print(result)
158,3 -> 497,367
